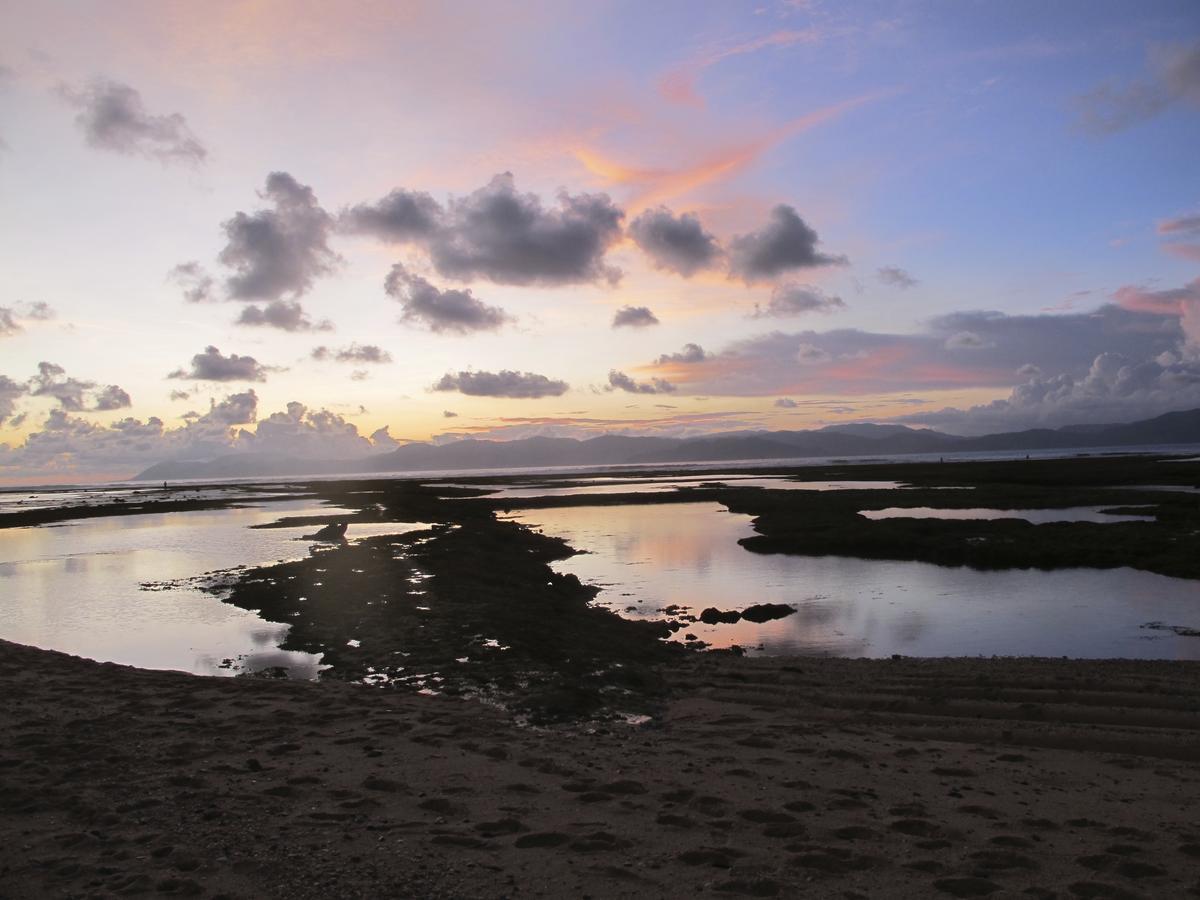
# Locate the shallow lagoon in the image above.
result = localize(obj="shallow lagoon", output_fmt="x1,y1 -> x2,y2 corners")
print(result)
509,501 -> 1200,660
0,500 -> 427,676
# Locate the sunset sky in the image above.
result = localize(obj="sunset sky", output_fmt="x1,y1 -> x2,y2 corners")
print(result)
1,0 -> 1198,483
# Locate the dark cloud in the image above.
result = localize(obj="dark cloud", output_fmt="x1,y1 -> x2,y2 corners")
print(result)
752,284 -> 846,317
92,385 -> 132,411
0,375 -> 23,424
168,262 -> 216,303
1074,40 -> 1200,134
443,410 -> 459,418
1,302 -> 56,336
629,206 -> 720,276
877,266 -> 918,289
169,390 -> 190,401
0,308 -> 18,337
168,346 -> 271,382
944,330 -> 990,350
774,398 -> 798,408
202,389 -> 258,425
219,172 -> 340,303
384,264 -> 511,333
339,189 -> 442,242
606,370 -> 676,394
311,343 -> 392,364
612,305 -> 660,328
655,343 -> 708,364
728,205 -> 847,283
58,78 -> 206,164
433,369 -> 569,398
27,362 -> 131,413
236,300 -> 333,332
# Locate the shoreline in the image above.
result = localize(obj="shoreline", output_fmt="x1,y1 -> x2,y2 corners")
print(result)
2,640 -> 1199,898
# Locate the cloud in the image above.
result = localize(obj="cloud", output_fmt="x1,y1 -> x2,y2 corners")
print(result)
0,308 -> 17,337
752,284 -> 846,318
1157,213 -> 1200,237
606,370 -> 676,395
1074,40 -> 1200,134
432,369 -> 569,398
0,394 -> 397,480
0,375 -> 23,424
311,343 -> 393,364
347,173 -> 623,287
640,304 -> 1188,397
728,205 -> 847,282
1,302 -> 57,336
218,172 -> 341,303
429,173 -> 623,286
877,266 -> 918,289
655,343 -> 708,364
658,28 -> 822,107
169,390 -> 190,401
168,346 -> 272,382
944,330 -> 990,350
26,362 -> 131,413
338,189 -> 442,242
168,262 -> 216,303
442,410 -> 458,418
432,409 -> 759,443
236,300 -> 333,332
774,398 -> 799,408
1113,276 -> 1200,345
899,350 -> 1200,435
58,77 -> 207,164
628,206 -> 720,276
612,305 -> 660,328
383,264 -> 511,333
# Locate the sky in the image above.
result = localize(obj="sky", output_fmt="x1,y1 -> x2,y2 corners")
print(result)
1,0 -> 1199,484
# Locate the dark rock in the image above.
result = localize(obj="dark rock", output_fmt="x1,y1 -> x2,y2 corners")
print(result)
740,603 -> 797,623
699,608 -> 742,625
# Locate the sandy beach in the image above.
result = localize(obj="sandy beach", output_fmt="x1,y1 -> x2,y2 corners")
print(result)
3,639 -> 1199,898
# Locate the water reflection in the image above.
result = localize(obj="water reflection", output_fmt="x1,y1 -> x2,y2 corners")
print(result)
508,502 -> 1200,660
443,475 -> 907,499
0,500 -> 427,677
859,506 -> 1156,524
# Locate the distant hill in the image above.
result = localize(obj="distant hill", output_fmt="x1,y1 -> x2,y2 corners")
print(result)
133,407 -> 1200,481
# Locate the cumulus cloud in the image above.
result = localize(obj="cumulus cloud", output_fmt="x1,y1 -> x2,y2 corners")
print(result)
0,308 -> 17,337
345,173 -> 624,287
1,302 -> 57,336
168,262 -> 216,303
1074,40 -> 1200,134
728,205 -> 846,283
0,394 -> 397,480
606,370 -> 676,394
0,375 -> 23,424
27,362 -> 131,413
433,369 -> 569,398
877,266 -> 918,289
218,172 -> 340,305
655,343 -> 708,364
169,390 -> 190,402
383,264 -> 511,333
58,77 -> 207,164
168,346 -> 272,382
752,284 -> 846,317
22,302 -> 55,321
338,189 -> 442,242
311,343 -> 392,364
612,305 -> 660,328
237,300 -> 333,332
629,206 -> 720,276
640,304 -> 1188,398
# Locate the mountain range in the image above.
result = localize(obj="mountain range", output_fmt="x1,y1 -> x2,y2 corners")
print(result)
132,408 -> 1200,481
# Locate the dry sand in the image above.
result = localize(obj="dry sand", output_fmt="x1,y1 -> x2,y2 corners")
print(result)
2,640 -> 1199,898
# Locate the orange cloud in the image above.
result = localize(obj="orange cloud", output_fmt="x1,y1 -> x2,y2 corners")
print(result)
576,92 -> 889,210
658,29 -> 824,108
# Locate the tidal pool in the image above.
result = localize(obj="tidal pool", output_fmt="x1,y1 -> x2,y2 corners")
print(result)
508,502 -> 1200,660
859,506 -> 1156,524
0,500 -> 428,677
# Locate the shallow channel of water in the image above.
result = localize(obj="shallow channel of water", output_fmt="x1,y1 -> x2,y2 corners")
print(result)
0,500 -> 427,677
508,502 -> 1200,660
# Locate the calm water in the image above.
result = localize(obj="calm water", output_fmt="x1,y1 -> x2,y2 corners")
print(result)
0,500 -> 427,676
509,502 -> 1200,660
444,476 -> 907,499
860,506 -> 1156,524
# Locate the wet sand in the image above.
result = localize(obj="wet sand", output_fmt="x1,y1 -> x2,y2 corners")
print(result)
2,640 -> 1199,899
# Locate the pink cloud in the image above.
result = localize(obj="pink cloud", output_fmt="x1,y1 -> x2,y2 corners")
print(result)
657,29 -> 824,108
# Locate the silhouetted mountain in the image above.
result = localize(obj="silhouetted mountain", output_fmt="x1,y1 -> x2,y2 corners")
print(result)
133,407 -> 1200,481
